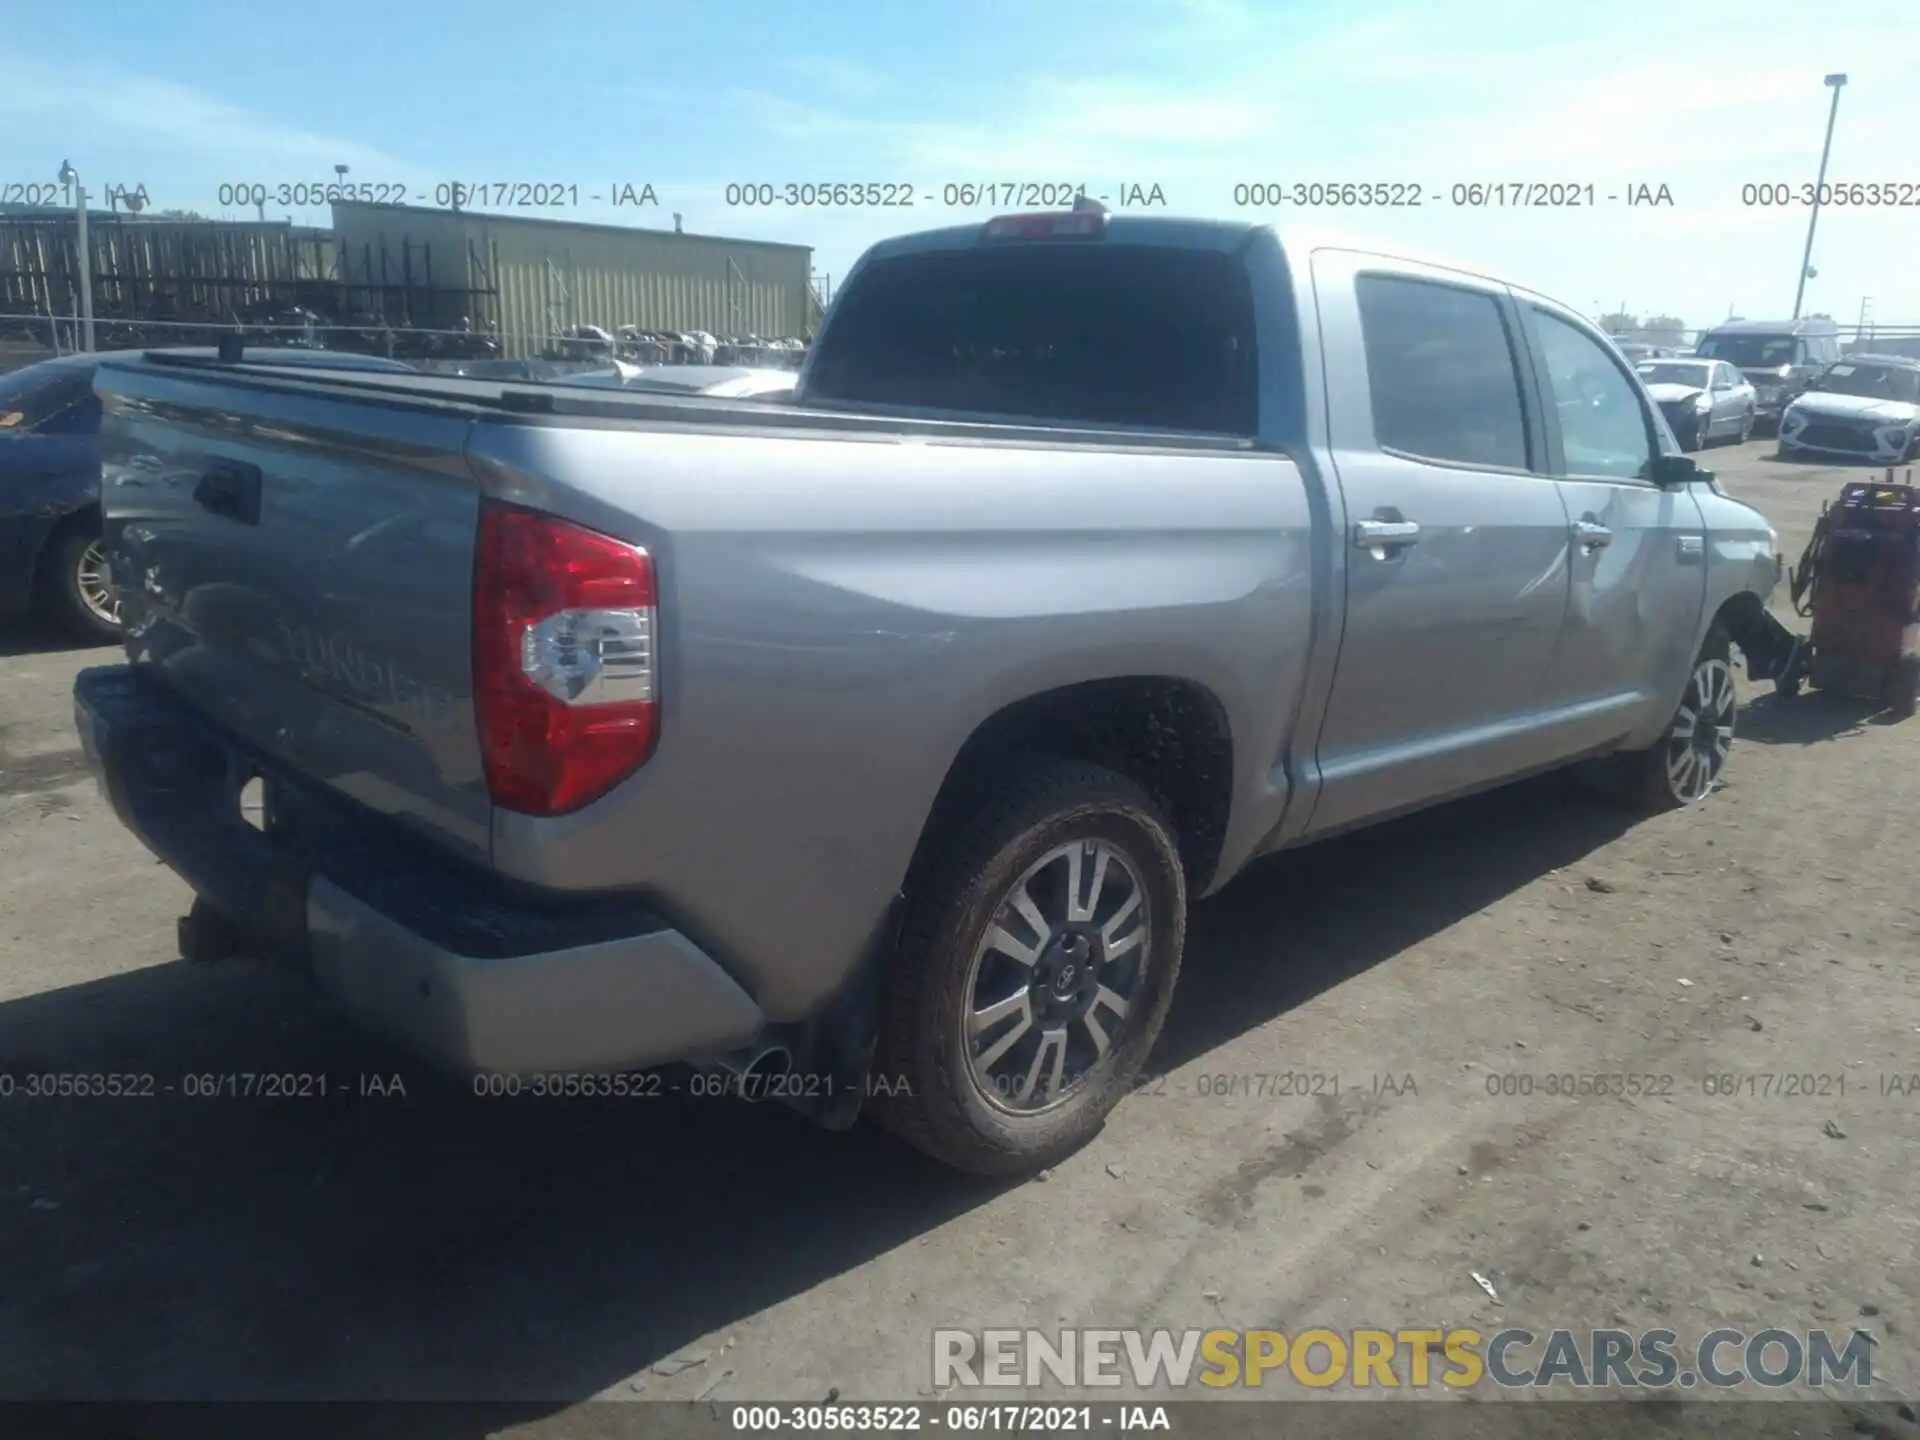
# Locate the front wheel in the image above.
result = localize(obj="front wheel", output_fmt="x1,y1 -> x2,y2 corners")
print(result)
869,761 -> 1187,1175
1618,627 -> 1737,811
1692,415 -> 1714,451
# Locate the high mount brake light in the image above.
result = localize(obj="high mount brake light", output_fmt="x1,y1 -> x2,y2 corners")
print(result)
980,211 -> 1108,242
474,501 -> 659,816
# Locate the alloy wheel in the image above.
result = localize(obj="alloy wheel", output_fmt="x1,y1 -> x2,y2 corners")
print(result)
74,539 -> 121,628
960,838 -> 1153,1114
1665,656 -> 1735,803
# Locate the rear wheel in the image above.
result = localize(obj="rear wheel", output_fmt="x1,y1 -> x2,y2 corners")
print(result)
43,525 -> 122,643
869,761 -> 1186,1175
1617,626 -> 1737,811
1738,408 -> 1755,444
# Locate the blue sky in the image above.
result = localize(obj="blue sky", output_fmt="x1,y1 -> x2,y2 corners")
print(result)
3,0 -> 1916,331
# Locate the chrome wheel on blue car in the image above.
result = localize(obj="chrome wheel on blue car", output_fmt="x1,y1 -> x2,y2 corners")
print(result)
43,527 -> 123,643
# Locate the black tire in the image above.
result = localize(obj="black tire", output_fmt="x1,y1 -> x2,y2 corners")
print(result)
1615,625 -> 1737,812
41,524 -> 121,643
868,760 -> 1186,1175
1738,408 -> 1755,444
1693,415 -> 1713,451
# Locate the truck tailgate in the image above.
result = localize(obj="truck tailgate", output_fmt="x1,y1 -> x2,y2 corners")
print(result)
96,362 -> 492,864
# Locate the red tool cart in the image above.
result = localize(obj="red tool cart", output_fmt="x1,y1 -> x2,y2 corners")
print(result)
1775,466 -> 1920,718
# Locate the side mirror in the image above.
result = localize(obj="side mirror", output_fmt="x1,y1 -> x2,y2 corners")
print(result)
1652,453 -> 1701,487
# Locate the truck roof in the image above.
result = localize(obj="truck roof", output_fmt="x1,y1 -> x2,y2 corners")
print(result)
856,214 -> 1516,289
1703,317 -> 1840,335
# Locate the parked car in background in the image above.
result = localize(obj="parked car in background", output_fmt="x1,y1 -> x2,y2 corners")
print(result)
1777,354 -> 1920,464
77,212 -> 1782,1175
439,358 -> 559,381
1635,358 -> 1757,450
1613,341 -> 1677,362
1694,317 -> 1842,430
0,348 -> 415,640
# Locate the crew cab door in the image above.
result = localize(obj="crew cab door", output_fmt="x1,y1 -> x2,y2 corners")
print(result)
1302,252 -> 1572,836
1516,296 -> 1706,750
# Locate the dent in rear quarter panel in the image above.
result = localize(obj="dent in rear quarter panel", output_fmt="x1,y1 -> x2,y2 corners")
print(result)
467,420 -> 1317,1020
96,369 -> 493,862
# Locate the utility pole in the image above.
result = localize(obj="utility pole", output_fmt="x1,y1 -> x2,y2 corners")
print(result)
57,160 -> 94,351
1793,73 -> 1848,321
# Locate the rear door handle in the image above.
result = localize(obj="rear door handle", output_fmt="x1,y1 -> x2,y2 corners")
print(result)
1353,519 -> 1420,549
193,460 -> 263,526
1572,520 -> 1612,551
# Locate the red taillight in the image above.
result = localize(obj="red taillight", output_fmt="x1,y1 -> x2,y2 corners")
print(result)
474,500 -> 659,816
980,211 -> 1107,242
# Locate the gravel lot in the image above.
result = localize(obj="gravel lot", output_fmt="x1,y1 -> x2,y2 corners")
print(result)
2,440 -> 1917,1438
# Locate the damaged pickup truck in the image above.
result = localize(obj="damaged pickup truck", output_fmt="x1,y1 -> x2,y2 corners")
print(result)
75,208 -> 1793,1174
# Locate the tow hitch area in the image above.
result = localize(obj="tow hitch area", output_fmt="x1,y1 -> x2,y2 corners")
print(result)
1725,594 -> 1805,686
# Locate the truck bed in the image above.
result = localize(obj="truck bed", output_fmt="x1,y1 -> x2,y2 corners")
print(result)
92,353 -> 1313,1021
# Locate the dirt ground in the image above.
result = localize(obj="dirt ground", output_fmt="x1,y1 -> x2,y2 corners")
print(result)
2,440 -> 1917,1439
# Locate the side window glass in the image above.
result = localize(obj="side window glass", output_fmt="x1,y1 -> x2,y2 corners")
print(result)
1354,275 -> 1529,471
1531,309 -> 1656,481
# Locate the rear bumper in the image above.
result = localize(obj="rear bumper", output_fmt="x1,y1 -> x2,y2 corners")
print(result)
72,665 -> 766,1075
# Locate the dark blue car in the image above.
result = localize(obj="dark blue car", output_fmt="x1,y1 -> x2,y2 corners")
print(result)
0,347 -> 416,640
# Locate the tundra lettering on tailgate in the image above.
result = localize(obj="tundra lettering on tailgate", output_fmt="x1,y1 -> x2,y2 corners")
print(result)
277,619 -> 458,734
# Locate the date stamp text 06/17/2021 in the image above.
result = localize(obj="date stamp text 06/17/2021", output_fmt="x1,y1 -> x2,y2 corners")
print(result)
209,181 -> 663,210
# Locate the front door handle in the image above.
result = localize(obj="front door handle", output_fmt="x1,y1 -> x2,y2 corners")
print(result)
1572,520 -> 1612,551
1354,519 -> 1420,549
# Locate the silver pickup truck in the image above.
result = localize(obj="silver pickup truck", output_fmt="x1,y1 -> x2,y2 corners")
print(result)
75,209 -> 1788,1175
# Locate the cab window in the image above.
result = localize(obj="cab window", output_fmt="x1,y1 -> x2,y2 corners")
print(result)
1530,309 -> 1656,481
1354,274 -> 1531,471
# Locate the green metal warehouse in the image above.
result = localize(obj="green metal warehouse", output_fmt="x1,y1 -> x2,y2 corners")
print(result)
329,201 -> 815,358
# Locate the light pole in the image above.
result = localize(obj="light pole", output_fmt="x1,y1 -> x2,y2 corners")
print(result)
1792,73 -> 1848,321
57,159 -> 95,352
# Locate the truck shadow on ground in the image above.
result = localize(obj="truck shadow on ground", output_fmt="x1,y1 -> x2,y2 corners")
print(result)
0,616 -> 114,660
0,775 -> 1636,1433
1737,692 -> 1891,747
